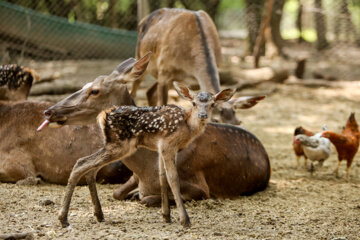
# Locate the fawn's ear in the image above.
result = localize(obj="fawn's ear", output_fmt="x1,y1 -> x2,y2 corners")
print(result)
173,81 -> 194,101
214,89 -> 234,103
227,95 -> 265,109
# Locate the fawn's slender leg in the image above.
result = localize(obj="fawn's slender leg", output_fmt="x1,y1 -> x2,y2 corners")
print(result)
59,144 -> 133,227
162,150 -> 190,228
85,169 -> 104,222
158,148 -> 171,223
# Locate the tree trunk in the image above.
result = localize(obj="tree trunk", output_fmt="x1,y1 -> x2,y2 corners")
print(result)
137,0 -> 149,23
253,0 -> 274,68
270,0 -> 285,52
200,0 -> 221,20
296,0 -> 303,43
245,0 -> 264,54
265,0 -> 285,58
314,0 -> 329,50
109,0 -> 118,28
340,0 -> 360,46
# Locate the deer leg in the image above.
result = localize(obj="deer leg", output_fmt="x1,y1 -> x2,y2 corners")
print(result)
113,175 -> 139,200
85,169 -> 104,222
59,146 -> 129,227
159,151 -> 171,223
157,75 -> 168,105
162,151 -> 190,228
146,82 -> 158,106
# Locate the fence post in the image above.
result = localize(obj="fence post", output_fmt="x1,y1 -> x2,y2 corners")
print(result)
137,0 -> 149,23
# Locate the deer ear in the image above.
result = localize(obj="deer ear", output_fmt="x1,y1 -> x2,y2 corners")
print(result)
227,95 -> 265,109
173,81 -> 194,101
126,52 -> 152,81
214,89 -> 234,103
111,52 -> 152,83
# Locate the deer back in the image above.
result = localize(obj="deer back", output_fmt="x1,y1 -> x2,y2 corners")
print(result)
136,8 -> 222,93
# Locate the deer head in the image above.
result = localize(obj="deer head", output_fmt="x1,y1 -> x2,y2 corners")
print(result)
38,53 -> 151,130
173,82 -> 265,124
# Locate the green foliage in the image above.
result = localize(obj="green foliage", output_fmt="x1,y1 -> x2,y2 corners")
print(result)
218,0 -> 245,12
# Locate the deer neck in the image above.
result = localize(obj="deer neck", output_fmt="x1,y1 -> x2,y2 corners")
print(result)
185,109 -> 207,136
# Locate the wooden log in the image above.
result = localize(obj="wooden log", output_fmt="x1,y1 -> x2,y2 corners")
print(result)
0,232 -> 33,240
253,0 -> 274,68
234,67 -> 289,83
285,76 -> 341,88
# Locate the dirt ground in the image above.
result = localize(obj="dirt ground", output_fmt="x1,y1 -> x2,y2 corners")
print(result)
1,81 -> 360,239
2,41 -> 360,239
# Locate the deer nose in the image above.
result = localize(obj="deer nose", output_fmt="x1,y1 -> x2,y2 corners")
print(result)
43,109 -> 53,119
198,112 -> 208,119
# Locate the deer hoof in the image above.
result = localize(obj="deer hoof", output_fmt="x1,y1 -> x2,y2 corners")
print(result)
95,212 -> 105,222
181,217 -> 191,228
59,218 -> 70,228
162,214 -> 171,223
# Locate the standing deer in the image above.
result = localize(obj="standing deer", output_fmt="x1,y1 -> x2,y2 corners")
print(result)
131,8 -> 240,125
40,54 -> 269,226
57,83 -> 234,227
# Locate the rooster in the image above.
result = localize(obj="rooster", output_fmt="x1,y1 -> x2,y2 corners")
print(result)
293,126 -> 314,168
295,128 -> 331,174
321,113 -> 359,179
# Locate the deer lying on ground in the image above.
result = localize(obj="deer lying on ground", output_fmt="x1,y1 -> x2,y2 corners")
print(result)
40,53 -> 270,227
0,64 -> 40,101
131,8 -> 240,125
0,67 -> 131,185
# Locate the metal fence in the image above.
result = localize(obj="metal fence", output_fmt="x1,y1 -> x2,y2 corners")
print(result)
0,0 -> 359,80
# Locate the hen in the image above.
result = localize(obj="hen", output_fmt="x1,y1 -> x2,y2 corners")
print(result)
321,113 -> 359,179
295,128 -> 331,174
293,126 -> 314,168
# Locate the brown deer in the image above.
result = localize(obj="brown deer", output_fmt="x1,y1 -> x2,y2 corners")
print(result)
131,8 -> 240,125
0,64 -> 40,101
0,65 -> 131,185
41,54 -> 269,227
52,82 -> 234,228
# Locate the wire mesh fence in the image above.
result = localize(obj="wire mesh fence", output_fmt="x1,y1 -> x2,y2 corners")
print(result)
0,0 -> 359,80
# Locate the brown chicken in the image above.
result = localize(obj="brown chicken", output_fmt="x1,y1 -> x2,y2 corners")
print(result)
321,113 -> 360,179
293,126 -> 314,168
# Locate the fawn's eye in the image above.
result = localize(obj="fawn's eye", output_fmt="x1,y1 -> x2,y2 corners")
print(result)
90,89 -> 100,95
192,102 -> 196,106
211,103 -> 215,108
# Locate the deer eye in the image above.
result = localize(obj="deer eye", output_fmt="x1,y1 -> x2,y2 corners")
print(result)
192,102 -> 196,107
211,103 -> 215,108
90,89 -> 100,95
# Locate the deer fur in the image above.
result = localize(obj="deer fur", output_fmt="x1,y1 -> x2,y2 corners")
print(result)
131,8 -> 240,125
41,54 -> 270,227
0,64 -> 40,101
